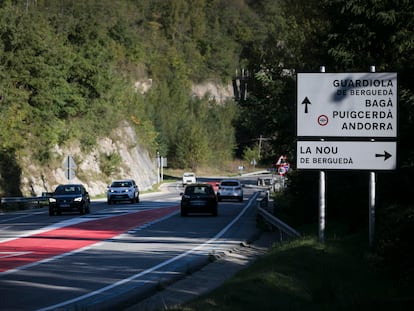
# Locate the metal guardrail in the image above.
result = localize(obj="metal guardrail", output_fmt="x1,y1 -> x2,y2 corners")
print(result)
257,192 -> 301,239
1,195 -> 51,208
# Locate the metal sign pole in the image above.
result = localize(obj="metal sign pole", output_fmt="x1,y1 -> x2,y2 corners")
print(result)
67,155 -> 71,180
63,155 -> 76,180
161,157 -> 164,182
319,65 -> 326,243
156,151 -> 160,184
369,65 -> 376,247
319,170 -> 326,242
369,171 -> 376,246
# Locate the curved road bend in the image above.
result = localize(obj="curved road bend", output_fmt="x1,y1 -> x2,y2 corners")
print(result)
0,187 -> 260,310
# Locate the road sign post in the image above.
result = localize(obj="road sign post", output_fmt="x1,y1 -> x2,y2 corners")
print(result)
297,72 -> 397,138
296,68 -> 398,245
369,66 -> 376,248
297,140 -> 396,170
63,155 -> 76,180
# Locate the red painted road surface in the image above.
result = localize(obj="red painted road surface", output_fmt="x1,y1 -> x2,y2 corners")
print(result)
0,205 -> 178,273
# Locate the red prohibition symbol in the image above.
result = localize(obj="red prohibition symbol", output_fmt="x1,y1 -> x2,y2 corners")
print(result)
317,114 -> 329,126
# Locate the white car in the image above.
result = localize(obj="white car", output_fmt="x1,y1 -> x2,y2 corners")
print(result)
107,179 -> 140,204
217,179 -> 243,202
182,172 -> 196,185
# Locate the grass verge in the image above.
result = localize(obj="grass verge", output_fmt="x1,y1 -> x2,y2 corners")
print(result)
173,232 -> 413,311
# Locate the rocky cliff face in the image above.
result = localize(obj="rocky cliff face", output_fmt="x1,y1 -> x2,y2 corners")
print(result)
13,81 -> 232,198
20,121 -> 157,197
191,82 -> 233,103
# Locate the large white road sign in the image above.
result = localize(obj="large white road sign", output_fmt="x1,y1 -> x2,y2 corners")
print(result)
297,141 -> 397,170
297,72 -> 397,138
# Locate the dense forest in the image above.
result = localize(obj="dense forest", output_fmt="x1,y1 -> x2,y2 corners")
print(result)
1,0 -> 413,167
0,0 -> 243,170
0,0 -> 414,280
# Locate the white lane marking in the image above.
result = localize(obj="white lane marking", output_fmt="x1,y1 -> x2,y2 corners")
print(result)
0,211 -> 44,224
0,217 -> 93,244
0,203 -> 174,243
0,251 -> 32,259
0,207 -> 180,276
37,193 -> 259,311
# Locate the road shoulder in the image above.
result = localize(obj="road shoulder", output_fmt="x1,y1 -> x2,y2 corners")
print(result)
124,230 -> 279,311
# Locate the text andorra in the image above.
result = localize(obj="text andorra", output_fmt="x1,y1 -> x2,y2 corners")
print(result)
341,122 -> 393,131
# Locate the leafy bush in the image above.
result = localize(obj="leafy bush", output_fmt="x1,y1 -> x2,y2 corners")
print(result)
375,204 -> 414,283
100,152 -> 122,177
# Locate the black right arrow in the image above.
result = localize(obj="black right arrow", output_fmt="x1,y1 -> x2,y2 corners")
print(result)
301,97 -> 311,113
375,151 -> 392,161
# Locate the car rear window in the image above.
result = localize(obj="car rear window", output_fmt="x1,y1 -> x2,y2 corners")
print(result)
185,186 -> 212,195
221,181 -> 239,187
55,185 -> 81,194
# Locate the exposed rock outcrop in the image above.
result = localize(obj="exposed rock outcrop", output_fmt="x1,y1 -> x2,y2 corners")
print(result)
20,121 -> 157,197
11,80 -> 233,198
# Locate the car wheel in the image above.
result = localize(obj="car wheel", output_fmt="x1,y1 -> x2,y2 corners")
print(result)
135,196 -> 139,203
86,206 -> 91,214
212,208 -> 218,216
180,209 -> 187,217
80,206 -> 85,215
107,200 -> 111,205
49,208 -> 54,216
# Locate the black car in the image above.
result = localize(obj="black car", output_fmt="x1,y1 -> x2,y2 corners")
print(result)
180,183 -> 218,216
49,184 -> 91,216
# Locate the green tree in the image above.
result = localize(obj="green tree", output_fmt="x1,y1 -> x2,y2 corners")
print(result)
242,145 -> 260,167
323,0 -> 414,166
175,117 -> 209,170
204,99 -> 238,165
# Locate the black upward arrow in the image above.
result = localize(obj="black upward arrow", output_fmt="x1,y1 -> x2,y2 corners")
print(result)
375,151 -> 392,161
301,97 -> 311,113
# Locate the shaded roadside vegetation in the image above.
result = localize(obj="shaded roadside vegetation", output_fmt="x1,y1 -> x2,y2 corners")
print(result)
178,234 -> 413,311
277,167 -> 414,283
0,150 -> 22,196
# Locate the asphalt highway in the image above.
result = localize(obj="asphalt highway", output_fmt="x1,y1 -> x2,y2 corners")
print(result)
0,180 -> 267,310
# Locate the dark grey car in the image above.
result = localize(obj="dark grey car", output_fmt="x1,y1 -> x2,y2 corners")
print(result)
180,183 -> 218,216
49,184 -> 90,215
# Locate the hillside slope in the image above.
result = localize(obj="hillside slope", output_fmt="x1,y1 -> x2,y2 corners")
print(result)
18,121 -> 157,197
